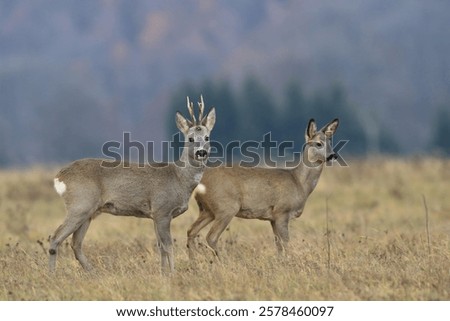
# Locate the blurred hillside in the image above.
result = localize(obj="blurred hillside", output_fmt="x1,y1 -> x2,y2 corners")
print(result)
0,0 -> 449,166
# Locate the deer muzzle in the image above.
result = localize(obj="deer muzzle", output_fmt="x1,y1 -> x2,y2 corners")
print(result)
195,149 -> 208,160
326,153 -> 338,162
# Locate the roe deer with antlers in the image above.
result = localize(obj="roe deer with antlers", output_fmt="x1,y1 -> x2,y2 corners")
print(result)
49,96 -> 216,273
187,118 -> 338,258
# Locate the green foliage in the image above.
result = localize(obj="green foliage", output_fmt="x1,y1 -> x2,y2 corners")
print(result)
238,75 -> 276,141
431,106 -> 450,155
167,76 -> 400,156
308,85 -> 367,154
281,79 -> 308,142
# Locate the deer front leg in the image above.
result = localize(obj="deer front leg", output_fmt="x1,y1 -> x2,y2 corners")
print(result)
270,214 -> 290,255
154,217 -> 174,274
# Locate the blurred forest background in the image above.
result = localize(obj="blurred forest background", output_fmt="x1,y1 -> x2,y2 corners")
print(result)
1,0 -> 449,166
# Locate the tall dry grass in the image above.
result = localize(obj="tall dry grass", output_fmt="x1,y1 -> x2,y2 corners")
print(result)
0,158 -> 449,300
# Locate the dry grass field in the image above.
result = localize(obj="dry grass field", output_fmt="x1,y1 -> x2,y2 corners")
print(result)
0,158 -> 449,301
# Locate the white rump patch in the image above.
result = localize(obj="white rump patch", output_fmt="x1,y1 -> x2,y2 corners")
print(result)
195,183 -> 206,194
53,178 -> 67,196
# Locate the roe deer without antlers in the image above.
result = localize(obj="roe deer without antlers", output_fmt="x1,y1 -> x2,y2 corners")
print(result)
187,118 -> 339,258
49,96 -> 215,273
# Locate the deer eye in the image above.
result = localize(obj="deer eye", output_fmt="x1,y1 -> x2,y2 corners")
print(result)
316,142 -> 323,148
205,136 -> 209,142
189,137 -> 194,143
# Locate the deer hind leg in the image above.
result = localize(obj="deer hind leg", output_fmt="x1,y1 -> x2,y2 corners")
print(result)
71,218 -> 93,271
270,215 -> 290,255
205,211 -> 236,259
154,217 -> 174,275
49,196 -> 99,273
49,213 -> 89,272
187,209 -> 214,260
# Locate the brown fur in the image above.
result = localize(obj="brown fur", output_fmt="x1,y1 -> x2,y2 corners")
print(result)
187,118 -> 339,257
49,97 -> 216,273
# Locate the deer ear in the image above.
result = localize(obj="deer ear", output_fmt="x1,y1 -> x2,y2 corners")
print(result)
305,118 -> 317,141
175,112 -> 190,134
321,118 -> 339,137
202,107 -> 216,132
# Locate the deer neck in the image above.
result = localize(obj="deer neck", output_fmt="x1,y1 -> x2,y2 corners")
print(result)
175,149 -> 205,189
293,159 -> 324,196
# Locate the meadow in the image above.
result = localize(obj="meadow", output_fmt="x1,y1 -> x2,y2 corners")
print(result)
0,158 -> 449,300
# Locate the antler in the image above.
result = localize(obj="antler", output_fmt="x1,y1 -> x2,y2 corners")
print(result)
186,96 -> 196,125
198,94 -> 205,122
186,95 -> 208,126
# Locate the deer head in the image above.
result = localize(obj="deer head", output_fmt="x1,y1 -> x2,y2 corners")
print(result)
304,118 -> 339,165
176,95 -> 216,163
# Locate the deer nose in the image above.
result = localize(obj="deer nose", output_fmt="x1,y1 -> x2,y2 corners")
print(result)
195,150 -> 208,158
326,153 -> 337,161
